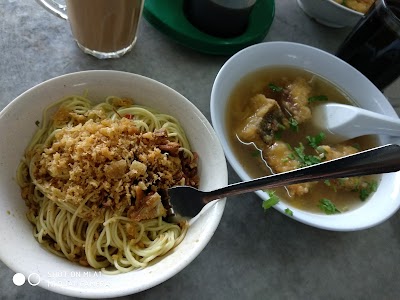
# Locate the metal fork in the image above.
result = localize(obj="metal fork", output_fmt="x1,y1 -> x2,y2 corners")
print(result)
165,144 -> 400,219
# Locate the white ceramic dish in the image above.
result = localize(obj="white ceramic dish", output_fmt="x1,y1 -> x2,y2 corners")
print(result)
0,70 -> 227,298
210,41 -> 400,231
297,0 -> 363,28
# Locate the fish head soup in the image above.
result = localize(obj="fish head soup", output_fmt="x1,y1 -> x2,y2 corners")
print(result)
226,66 -> 380,214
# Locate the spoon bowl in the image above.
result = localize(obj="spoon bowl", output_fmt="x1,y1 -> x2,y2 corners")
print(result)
312,103 -> 400,143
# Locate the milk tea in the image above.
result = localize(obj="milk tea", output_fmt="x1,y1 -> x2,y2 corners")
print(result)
66,0 -> 143,54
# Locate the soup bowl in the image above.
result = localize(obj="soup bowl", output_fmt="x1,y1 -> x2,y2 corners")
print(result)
297,0 -> 365,28
210,41 -> 400,231
0,70 -> 227,298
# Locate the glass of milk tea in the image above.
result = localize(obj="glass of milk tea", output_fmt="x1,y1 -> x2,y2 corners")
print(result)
36,0 -> 144,59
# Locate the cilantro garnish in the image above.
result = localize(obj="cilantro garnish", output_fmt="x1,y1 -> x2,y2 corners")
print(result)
268,83 -> 283,92
287,153 -> 296,160
359,181 -> 378,201
289,118 -> 299,132
273,124 -> 287,140
262,191 -> 280,210
293,143 -> 322,167
277,123 -> 286,130
285,208 -> 294,216
308,95 -> 328,103
324,180 -> 337,192
274,131 -> 283,140
306,132 -> 325,149
319,198 -> 341,214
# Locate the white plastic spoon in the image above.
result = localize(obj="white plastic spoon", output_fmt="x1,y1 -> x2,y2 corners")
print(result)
312,103 -> 400,143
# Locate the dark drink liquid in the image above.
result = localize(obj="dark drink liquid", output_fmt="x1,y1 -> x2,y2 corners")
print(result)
336,0 -> 400,90
183,0 -> 254,38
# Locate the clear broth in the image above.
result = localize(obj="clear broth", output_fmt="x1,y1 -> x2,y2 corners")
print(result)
226,67 -> 380,214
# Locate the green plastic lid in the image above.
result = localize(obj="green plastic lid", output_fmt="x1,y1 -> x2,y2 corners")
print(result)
143,0 -> 275,56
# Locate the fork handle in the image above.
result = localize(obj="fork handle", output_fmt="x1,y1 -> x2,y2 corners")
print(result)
203,144 -> 400,202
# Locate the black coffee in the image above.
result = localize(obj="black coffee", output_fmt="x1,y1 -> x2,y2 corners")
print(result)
336,0 -> 400,90
183,0 -> 253,38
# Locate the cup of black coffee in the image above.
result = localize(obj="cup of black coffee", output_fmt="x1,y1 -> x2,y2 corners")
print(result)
336,0 -> 400,90
183,0 -> 257,38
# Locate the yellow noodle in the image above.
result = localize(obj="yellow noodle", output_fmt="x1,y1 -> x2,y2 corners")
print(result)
17,95 -> 194,274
